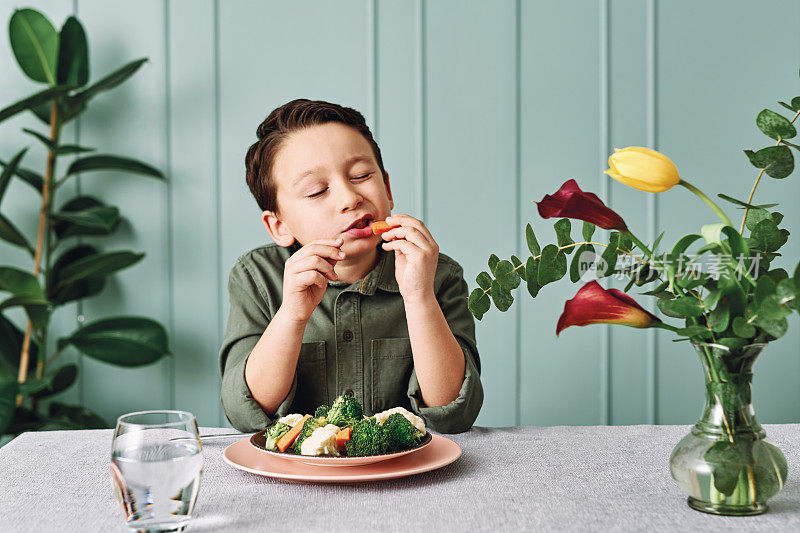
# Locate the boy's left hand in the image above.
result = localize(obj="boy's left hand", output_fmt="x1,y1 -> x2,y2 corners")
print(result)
380,214 -> 439,303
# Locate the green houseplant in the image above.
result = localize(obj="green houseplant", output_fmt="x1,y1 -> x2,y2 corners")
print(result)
467,70 -> 800,514
0,8 -> 170,440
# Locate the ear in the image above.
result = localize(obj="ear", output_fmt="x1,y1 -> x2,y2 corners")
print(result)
261,210 -> 296,247
383,171 -> 394,211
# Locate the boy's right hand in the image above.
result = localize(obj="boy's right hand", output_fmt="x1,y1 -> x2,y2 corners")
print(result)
280,238 -> 345,323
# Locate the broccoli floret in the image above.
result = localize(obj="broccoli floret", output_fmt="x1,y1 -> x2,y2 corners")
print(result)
382,413 -> 423,452
327,394 -> 364,427
264,422 -> 291,450
345,418 -> 388,457
290,417 -> 326,454
315,405 -> 330,418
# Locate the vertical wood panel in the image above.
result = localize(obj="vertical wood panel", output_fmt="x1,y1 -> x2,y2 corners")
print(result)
519,0 -> 603,426
606,0 -> 652,424
77,0 -> 172,422
426,0 -> 518,426
168,0 -> 222,426
656,0 -> 800,423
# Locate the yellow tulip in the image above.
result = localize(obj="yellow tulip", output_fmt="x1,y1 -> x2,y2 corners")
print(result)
605,147 -> 681,193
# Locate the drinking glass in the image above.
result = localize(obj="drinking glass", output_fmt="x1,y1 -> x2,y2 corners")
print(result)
111,410 -> 204,532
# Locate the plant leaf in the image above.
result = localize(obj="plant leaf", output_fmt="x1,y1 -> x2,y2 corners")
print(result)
56,16 -> 89,87
31,363 -> 79,398
489,280 -> 514,312
495,260 -> 521,290
717,193 -> 777,210
732,316 -> 756,338
743,146 -> 794,179
63,58 -> 148,120
0,313 -> 38,376
488,254 -> 500,276
0,158 -> 43,193
467,288 -> 491,320
657,296 -> 704,318
749,218 -> 788,253
63,154 -> 165,183
8,9 -> 59,84
475,271 -> 492,291
582,221 -> 595,242
0,149 -> 29,206
526,223 -> 540,256
53,250 -> 144,289
0,85 -> 72,125
599,232 -> 620,278
554,218 -> 574,254
61,316 -> 170,367
525,257 -> 540,298
0,379 -> 16,434
49,245 -> 106,305
510,255 -> 525,281
537,244 -> 567,286
756,109 -> 797,140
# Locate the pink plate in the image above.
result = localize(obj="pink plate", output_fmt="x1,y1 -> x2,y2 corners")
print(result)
223,434 -> 461,483
249,431 -> 433,467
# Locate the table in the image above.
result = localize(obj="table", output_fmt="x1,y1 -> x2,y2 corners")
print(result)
1,425 -> 799,532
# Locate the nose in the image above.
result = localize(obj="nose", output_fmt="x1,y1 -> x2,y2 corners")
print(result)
335,180 -> 362,212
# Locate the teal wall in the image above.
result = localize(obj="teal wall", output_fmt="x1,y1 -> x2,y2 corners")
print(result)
1,0 -> 799,429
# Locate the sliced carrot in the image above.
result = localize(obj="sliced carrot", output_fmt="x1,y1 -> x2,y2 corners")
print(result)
371,220 -> 399,235
276,414 -> 311,453
335,426 -> 352,451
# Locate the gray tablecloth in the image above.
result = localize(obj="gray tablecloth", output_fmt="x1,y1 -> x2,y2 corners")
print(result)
1,424 -> 799,532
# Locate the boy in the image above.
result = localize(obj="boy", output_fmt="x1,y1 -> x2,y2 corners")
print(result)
219,99 -> 482,433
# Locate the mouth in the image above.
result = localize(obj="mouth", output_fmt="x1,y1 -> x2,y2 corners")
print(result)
345,214 -> 374,231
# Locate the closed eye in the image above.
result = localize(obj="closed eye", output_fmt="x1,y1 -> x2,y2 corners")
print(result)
307,172 -> 372,198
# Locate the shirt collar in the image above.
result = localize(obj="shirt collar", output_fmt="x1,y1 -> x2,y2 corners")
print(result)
327,244 -> 399,295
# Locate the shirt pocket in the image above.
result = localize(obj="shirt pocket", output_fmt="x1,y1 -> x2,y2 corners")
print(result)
371,337 -> 413,413
295,341 -> 328,415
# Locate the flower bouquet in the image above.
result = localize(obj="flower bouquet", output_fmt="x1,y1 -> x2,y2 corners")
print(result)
468,78 -> 800,515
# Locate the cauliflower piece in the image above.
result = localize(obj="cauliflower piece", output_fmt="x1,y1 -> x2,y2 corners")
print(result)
300,424 -> 341,456
277,413 -> 305,427
373,407 -> 425,435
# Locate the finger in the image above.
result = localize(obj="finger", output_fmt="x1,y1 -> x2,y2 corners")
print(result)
290,242 -> 346,265
381,226 -> 433,251
385,214 -> 435,244
382,239 -> 421,257
296,270 -> 328,290
294,254 -> 338,281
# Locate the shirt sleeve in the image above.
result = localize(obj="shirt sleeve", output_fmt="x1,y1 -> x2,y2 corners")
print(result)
218,259 -> 297,432
406,261 -> 484,433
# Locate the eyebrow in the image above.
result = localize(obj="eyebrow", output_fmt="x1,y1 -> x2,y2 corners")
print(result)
293,155 -> 374,186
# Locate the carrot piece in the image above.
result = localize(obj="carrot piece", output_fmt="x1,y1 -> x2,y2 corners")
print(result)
335,426 -> 352,451
371,220 -> 398,235
276,414 -> 311,453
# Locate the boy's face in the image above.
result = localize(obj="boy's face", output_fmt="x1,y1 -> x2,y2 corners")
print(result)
262,122 -> 393,259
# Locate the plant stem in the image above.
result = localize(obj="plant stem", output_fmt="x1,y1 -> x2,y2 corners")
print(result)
16,99 -> 59,405
740,109 -> 800,233
678,179 -> 734,227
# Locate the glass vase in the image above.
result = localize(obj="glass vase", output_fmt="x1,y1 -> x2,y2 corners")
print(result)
669,342 -> 787,515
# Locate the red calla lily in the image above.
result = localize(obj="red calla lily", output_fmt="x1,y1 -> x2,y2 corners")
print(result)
556,281 -> 660,336
536,179 -> 628,231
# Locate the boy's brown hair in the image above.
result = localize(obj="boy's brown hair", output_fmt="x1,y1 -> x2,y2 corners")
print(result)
245,98 -> 386,213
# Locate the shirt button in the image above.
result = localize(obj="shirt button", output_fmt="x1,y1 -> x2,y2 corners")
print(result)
342,329 -> 353,342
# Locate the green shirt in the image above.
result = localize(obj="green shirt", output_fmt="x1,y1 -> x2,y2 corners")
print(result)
218,242 -> 483,434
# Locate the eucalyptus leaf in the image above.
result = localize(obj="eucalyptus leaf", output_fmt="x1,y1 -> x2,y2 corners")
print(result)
475,271 -> 492,291
525,257 -> 540,298
708,301 -> 730,333
582,221 -> 595,242
525,223 -> 540,256
61,316 -> 170,367
600,232 -> 620,277
9,9 -> 59,85
554,218 -> 574,254
488,254 -> 500,276
749,218 -> 788,253
489,280 -> 514,312
657,296 -> 704,318
756,109 -> 797,140
537,245 -> 567,286
676,325 -> 713,339
510,255 -> 525,281
732,316 -> 756,338
467,288 -> 491,321
495,260 -> 521,290
744,208 -> 772,232
743,146 -> 794,179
